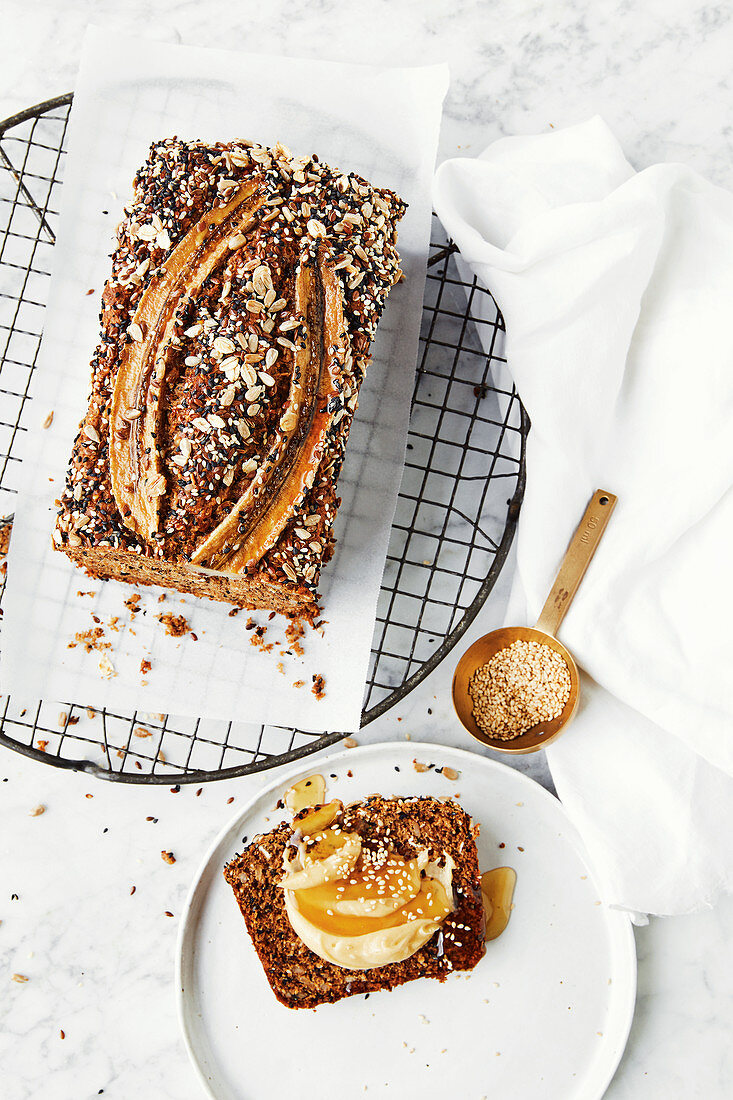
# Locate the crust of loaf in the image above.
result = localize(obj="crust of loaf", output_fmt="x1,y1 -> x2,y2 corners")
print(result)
61,543 -> 316,618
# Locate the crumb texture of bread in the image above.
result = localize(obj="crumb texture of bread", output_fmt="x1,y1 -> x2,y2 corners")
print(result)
54,139 -> 406,618
223,796 -> 485,1009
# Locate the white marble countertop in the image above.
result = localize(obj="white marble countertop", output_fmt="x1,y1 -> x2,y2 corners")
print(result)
2,1 -> 733,1097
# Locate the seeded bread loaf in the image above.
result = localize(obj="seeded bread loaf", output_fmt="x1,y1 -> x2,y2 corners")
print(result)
54,139 -> 406,619
223,795 -> 486,1009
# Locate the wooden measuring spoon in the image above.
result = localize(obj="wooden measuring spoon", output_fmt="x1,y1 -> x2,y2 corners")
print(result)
452,489 -> 617,754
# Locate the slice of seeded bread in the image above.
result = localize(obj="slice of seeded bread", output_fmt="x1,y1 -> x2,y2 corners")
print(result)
223,795 -> 486,1009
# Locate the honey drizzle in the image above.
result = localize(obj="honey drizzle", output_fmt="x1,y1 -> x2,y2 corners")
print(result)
284,773 -> 326,813
481,866 -> 516,941
294,857 -> 451,938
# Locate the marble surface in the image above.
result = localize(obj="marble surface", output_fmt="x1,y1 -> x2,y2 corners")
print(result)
1,1 -> 733,1097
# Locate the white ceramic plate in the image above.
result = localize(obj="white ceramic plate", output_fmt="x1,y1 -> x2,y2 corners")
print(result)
177,742 -> 636,1100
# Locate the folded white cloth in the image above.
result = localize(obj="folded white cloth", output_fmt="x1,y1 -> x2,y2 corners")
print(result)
433,118 -> 733,917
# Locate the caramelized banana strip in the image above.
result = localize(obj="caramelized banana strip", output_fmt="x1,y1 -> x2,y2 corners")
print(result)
191,243 -> 348,573
110,177 -> 265,541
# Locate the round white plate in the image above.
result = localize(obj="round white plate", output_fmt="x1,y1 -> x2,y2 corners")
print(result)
177,741 -> 636,1100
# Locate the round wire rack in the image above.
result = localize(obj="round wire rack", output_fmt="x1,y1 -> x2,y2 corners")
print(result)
0,94 -> 528,783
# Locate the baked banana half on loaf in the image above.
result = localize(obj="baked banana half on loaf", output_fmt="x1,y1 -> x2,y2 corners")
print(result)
54,139 -> 406,619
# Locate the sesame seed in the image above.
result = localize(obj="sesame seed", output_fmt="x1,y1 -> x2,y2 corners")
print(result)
469,640 -> 572,740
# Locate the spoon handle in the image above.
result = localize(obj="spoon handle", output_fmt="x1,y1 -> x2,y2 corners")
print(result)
534,489 -> 617,638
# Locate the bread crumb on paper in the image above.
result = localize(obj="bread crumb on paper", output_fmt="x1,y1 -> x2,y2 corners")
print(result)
157,612 -> 190,637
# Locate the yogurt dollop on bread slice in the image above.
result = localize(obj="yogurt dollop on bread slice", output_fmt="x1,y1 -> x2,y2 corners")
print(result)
280,817 -> 455,970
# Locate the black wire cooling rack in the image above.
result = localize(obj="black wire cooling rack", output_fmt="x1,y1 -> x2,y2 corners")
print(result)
0,94 -> 528,783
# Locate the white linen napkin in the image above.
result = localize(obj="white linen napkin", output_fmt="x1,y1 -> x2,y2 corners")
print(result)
433,117 -> 733,917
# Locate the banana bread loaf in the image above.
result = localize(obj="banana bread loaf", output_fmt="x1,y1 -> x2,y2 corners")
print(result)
54,138 -> 406,619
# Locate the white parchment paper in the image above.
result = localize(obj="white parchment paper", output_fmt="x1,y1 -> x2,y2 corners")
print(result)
1,26 -> 447,732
